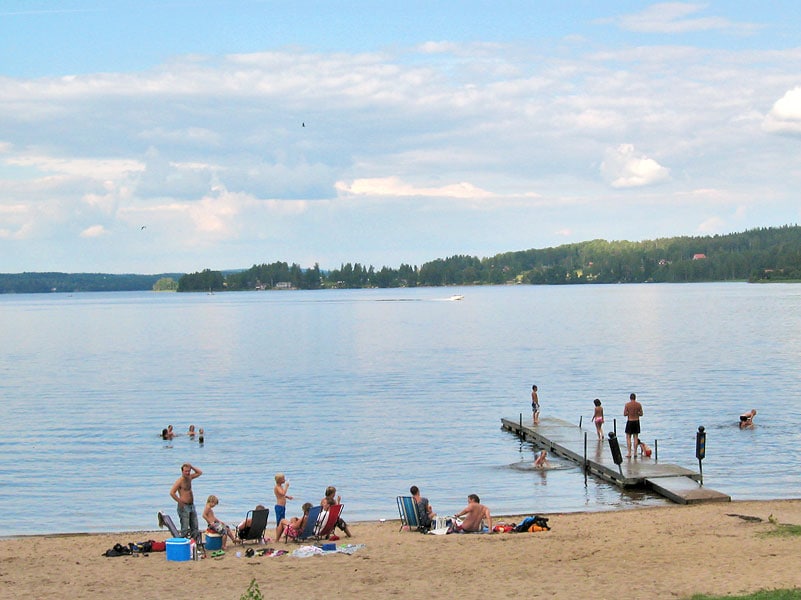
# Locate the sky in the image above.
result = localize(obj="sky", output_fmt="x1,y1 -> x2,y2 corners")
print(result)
1,1 -> 800,274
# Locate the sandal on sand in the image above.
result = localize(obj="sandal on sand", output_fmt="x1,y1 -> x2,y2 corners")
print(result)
210,550 -> 225,558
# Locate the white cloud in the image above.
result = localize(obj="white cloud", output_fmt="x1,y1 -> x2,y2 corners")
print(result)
600,144 -> 670,188
763,87 -> 801,135
6,154 -> 144,179
80,224 -> 108,238
612,3 -> 758,35
335,176 -> 495,199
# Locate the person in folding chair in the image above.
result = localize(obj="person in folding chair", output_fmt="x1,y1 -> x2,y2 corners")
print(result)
237,504 -> 267,540
277,502 -> 313,542
321,486 -> 352,537
410,485 -> 435,532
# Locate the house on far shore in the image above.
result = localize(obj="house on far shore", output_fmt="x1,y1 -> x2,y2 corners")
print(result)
692,253 -> 707,260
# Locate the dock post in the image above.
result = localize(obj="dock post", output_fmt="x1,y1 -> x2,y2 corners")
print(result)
519,413 -> 522,430
579,415 -> 582,428
613,418 -> 617,436
695,426 -> 706,486
654,439 -> 658,462
583,431 -> 588,486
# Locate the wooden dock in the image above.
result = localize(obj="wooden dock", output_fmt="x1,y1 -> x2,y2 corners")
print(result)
501,416 -> 730,505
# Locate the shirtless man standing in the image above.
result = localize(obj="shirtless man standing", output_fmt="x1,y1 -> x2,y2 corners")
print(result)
453,494 -> 492,533
623,393 -> 643,458
170,463 -> 202,540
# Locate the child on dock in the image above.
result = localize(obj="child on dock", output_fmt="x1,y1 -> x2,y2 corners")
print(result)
637,440 -> 652,458
531,385 -> 540,425
592,399 -> 604,440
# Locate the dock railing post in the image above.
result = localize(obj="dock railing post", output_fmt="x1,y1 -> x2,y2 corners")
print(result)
654,439 -> 658,462
583,431 -> 588,486
579,415 -> 582,428
519,413 -> 522,430
613,418 -> 617,436
695,426 -> 706,486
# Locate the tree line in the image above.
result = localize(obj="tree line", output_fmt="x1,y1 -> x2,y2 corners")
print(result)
177,225 -> 801,292
0,272 -> 182,294
1,225 -> 799,293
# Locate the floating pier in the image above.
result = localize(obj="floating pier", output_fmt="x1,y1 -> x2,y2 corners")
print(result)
501,416 -> 730,505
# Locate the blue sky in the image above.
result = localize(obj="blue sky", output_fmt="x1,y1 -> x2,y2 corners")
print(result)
1,1 -> 800,273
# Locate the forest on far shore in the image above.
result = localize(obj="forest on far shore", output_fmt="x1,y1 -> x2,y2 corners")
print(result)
177,224 -> 801,291
1,225 -> 799,294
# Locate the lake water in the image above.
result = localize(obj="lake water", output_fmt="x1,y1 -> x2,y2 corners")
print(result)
1,283 -> 800,536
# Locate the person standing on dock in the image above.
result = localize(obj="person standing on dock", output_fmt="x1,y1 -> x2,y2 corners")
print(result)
531,384 -> 540,425
623,393 -> 643,458
592,399 -> 604,440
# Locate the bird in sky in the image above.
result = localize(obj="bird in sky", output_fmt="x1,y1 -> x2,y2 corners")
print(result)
140,225 -> 147,230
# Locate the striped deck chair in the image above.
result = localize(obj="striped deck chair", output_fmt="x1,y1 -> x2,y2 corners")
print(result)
396,496 -> 420,532
315,503 -> 343,539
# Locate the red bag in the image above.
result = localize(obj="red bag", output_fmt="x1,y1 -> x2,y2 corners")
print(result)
150,541 -> 166,552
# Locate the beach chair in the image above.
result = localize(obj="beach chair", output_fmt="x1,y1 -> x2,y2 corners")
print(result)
157,511 -> 181,537
316,503 -> 344,540
236,508 -> 270,544
396,496 -> 420,532
285,504 -> 323,543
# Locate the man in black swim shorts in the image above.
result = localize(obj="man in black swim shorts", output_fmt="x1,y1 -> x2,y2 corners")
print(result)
623,393 -> 643,458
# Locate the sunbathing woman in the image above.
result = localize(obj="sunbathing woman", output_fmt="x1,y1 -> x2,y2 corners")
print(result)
277,502 -> 313,542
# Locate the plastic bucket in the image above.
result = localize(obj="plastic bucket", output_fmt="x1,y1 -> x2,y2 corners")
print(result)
166,537 -> 191,561
205,532 -> 222,551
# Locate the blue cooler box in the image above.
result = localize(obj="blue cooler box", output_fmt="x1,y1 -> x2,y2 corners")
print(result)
166,537 -> 191,561
205,532 -> 222,551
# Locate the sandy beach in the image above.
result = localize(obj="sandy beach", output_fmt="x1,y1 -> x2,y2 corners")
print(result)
2,499 -> 801,599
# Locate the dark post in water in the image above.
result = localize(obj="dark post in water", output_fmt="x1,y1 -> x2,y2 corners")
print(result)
608,431 -> 623,476
695,426 -> 706,486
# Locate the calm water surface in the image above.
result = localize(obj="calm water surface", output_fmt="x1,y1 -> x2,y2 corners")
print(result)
1,283 -> 800,535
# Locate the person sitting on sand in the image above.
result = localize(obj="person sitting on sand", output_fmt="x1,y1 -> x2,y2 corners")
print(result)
533,450 -> 550,469
452,494 -> 492,533
237,504 -> 266,539
637,440 -> 652,458
277,502 -> 313,541
739,409 -> 757,429
202,495 -> 236,548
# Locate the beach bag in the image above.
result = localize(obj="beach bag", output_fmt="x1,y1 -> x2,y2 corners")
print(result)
150,541 -> 166,552
103,543 -> 132,557
515,515 -> 550,533
514,517 -> 536,532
